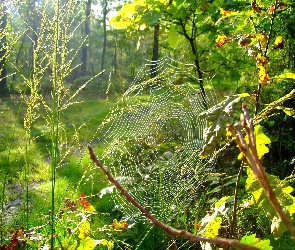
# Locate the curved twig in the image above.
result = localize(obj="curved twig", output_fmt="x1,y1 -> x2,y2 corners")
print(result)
88,145 -> 259,250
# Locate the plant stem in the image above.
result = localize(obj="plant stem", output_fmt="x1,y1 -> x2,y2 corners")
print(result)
88,145 -> 259,250
255,0 -> 278,115
51,0 -> 60,248
228,104 -> 295,239
229,162 -> 244,240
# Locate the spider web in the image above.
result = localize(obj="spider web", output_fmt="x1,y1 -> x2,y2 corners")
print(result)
93,57 -> 217,221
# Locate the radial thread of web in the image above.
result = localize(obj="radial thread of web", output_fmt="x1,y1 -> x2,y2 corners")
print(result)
93,57 -> 217,222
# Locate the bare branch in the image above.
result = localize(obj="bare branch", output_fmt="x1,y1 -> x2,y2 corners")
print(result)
88,145 -> 260,250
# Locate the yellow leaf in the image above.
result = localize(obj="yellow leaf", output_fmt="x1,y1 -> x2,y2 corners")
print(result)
274,36 -> 284,47
286,197 -> 295,216
78,221 -> 91,240
238,125 -> 271,160
98,239 -> 114,250
274,72 -> 295,79
257,65 -> 269,84
254,125 -> 271,159
84,204 -> 96,213
110,16 -> 133,29
204,217 -> 222,238
239,93 -> 250,98
215,35 -> 230,47
255,33 -> 267,42
77,236 -> 97,250
112,219 -> 128,230
220,8 -> 238,17
117,3 -> 136,18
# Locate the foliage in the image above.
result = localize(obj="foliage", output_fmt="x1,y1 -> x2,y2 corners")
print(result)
1,0 -> 295,249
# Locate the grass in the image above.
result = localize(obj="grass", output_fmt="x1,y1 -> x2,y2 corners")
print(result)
0,88 -> 119,233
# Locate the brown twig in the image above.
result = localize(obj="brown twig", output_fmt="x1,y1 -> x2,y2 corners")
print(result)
227,104 -> 295,240
88,145 -> 259,250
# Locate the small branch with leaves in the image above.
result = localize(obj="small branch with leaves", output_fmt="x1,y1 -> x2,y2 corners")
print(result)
227,104 -> 295,239
88,145 -> 259,250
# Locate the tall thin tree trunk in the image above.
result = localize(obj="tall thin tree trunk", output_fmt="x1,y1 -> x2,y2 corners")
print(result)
150,24 -> 159,78
0,0 -> 8,96
81,0 -> 91,75
114,30 -> 117,75
101,0 -> 108,72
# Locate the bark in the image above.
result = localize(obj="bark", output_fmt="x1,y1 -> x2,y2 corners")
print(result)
101,0 -> 108,72
150,24 -> 159,78
179,19 -> 207,109
0,0 -> 8,96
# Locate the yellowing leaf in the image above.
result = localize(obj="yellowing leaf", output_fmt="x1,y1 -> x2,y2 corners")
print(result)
255,33 -> 267,42
239,93 -> 250,98
273,36 -> 284,49
79,193 -> 96,213
109,3 -> 136,29
220,8 -> 238,17
275,106 -> 295,116
286,197 -> 295,216
204,217 -> 222,238
257,65 -> 269,84
112,219 -> 128,230
98,239 -> 114,250
256,53 -> 269,66
281,107 -> 295,117
239,125 -> 271,160
216,35 -> 230,47
274,72 -> 295,79
117,4 -> 136,18
240,234 -> 272,250
254,125 -> 271,159
110,16 -> 133,29
239,36 -> 252,47
78,221 -> 91,240
77,236 -> 97,250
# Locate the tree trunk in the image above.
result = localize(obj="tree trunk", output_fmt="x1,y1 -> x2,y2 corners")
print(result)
81,0 -> 91,75
114,30 -> 117,75
101,0 -> 108,72
0,0 -> 8,96
150,24 -> 159,78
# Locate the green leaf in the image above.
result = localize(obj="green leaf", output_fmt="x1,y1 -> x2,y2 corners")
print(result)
228,70 -> 241,81
141,10 -> 161,25
167,25 -> 179,48
246,167 -> 295,237
173,6 -> 187,18
240,234 -> 273,250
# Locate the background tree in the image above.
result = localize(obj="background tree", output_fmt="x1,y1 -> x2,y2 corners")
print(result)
81,0 -> 92,76
100,0 -> 109,72
0,0 -> 8,96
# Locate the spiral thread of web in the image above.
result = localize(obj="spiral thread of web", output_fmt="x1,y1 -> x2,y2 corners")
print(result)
95,57 -> 216,221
